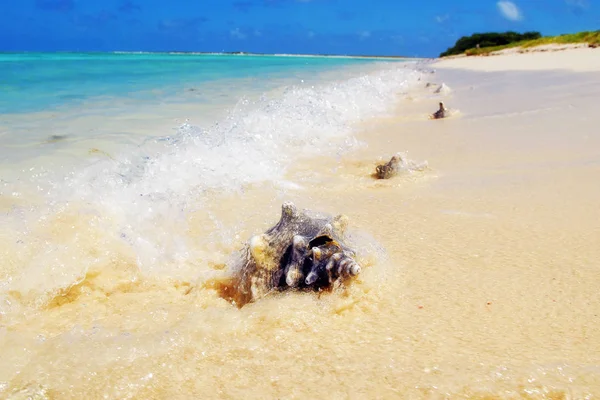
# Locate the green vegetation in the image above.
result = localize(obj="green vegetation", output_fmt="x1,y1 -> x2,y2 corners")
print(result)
440,31 -> 600,57
440,31 -> 541,57
464,31 -> 600,56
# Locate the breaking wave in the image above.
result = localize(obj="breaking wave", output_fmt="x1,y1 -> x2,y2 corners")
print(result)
0,62 -> 423,319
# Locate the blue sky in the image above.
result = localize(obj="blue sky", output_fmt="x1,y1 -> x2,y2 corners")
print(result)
1,0 -> 598,56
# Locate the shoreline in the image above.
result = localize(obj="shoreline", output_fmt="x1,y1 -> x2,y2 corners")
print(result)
2,47 -> 600,398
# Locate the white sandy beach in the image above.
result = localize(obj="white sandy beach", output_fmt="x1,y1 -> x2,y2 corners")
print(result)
436,44 -> 600,72
1,47 -> 600,399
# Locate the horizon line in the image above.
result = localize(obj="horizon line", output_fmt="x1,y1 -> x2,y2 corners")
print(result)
0,50 -> 427,60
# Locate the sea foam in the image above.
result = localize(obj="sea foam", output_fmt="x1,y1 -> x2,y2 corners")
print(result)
0,62 -> 422,317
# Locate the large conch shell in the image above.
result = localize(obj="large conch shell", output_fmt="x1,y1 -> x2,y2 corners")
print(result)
229,202 -> 361,305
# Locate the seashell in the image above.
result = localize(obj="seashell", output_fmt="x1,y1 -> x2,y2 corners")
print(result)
230,202 -> 360,305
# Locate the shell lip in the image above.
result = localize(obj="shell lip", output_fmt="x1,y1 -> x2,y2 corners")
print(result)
308,235 -> 334,248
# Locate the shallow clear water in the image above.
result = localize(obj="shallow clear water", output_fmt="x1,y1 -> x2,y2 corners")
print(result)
0,53 -> 383,114
1,52 -> 420,318
0,53 -> 413,173
2,52 -> 600,399
0,53 -> 431,398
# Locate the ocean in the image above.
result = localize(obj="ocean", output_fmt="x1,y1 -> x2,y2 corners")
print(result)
2,52 -> 598,399
1,53 -> 427,398
1,53 -> 411,169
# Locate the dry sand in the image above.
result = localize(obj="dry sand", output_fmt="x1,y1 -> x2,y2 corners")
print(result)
437,44 -> 600,72
2,48 -> 600,399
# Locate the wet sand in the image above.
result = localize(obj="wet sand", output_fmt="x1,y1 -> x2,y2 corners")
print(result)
2,51 -> 600,399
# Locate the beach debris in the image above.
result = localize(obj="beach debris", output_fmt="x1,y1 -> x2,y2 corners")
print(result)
434,83 -> 452,95
375,152 -> 429,179
430,102 -> 449,119
417,67 -> 436,75
376,154 -> 402,179
228,202 -> 361,305
425,82 -> 452,95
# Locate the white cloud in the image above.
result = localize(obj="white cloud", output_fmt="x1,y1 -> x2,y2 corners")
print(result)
230,28 -> 247,39
358,30 -> 371,40
497,1 -> 523,21
435,14 -> 450,23
253,29 -> 262,37
307,30 -> 316,39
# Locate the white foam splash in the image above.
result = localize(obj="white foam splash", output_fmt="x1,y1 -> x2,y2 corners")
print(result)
395,152 -> 429,173
435,83 -> 452,95
1,62 -> 423,313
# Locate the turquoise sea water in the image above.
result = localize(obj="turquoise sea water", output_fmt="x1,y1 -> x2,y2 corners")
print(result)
0,52 -> 422,238
0,51 -> 422,207
0,51 -> 421,317
0,53 -> 425,396
0,52 -> 384,114
1,52 -> 417,173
